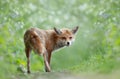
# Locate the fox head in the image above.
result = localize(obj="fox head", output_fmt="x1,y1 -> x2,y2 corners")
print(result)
54,26 -> 79,49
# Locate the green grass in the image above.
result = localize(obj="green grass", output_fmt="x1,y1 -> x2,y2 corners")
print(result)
0,0 -> 120,79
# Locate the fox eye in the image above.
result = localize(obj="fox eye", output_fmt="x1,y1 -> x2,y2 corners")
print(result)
69,37 -> 72,39
61,37 -> 66,40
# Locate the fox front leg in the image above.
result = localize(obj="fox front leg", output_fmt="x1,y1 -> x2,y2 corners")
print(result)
43,53 -> 51,72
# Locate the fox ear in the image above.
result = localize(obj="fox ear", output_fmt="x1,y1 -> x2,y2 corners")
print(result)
72,26 -> 79,34
54,27 -> 62,35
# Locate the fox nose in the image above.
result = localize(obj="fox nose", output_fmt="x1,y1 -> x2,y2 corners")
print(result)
67,42 -> 70,46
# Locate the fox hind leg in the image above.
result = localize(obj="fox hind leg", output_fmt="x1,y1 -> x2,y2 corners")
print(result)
25,47 -> 31,73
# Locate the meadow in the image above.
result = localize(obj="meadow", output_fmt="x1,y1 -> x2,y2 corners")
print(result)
0,0 -> 120,79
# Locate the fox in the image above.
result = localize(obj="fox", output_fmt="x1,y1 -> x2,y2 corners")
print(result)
24,26 -> 79,73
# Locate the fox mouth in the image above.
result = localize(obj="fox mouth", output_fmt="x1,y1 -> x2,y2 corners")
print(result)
66,45 -> 70,46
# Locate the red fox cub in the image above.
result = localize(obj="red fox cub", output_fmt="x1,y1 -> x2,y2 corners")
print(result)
24,26 -> 79,73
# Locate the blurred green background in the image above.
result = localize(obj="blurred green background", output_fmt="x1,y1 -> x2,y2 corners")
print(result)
0,0 -> 120,79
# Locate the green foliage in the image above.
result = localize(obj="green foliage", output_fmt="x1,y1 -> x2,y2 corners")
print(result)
0,0 -> 120,79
